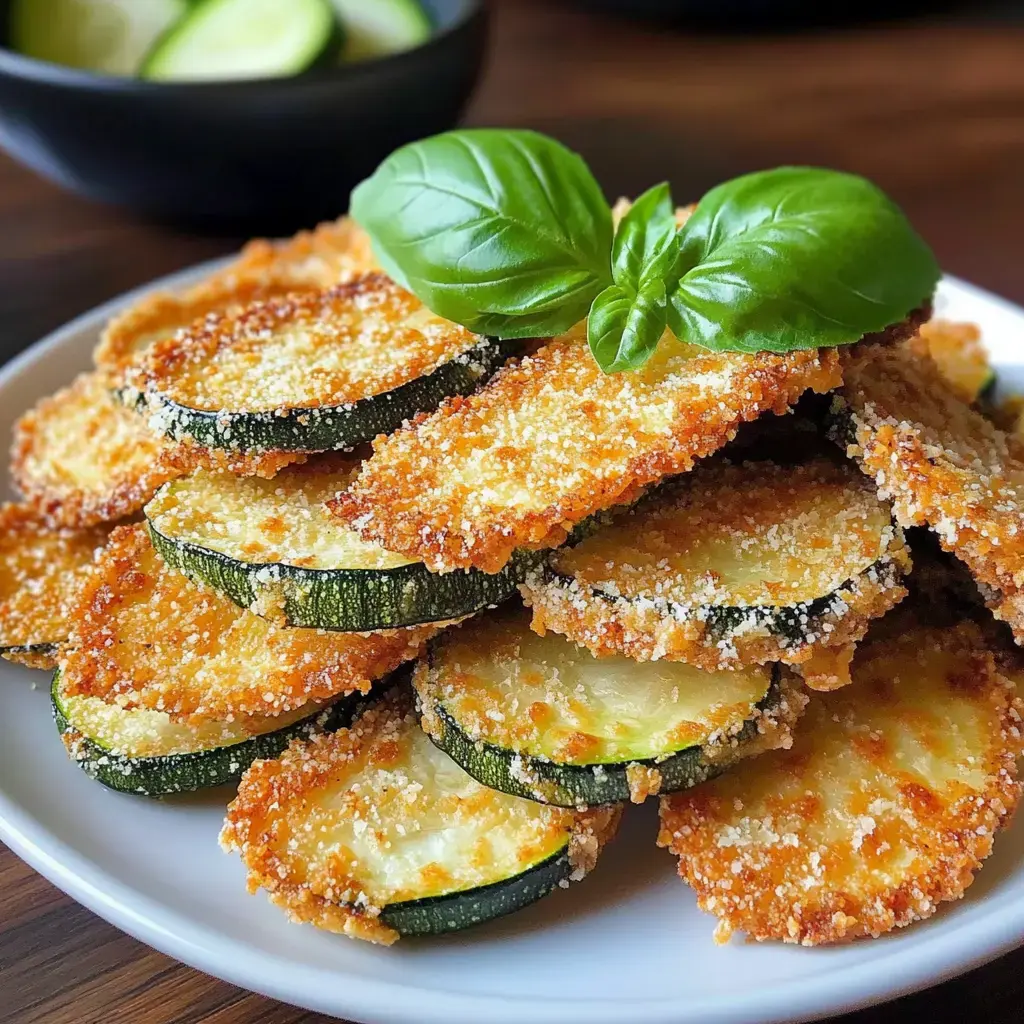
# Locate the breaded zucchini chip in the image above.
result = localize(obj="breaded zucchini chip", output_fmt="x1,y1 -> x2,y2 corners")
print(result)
10,371 -> 182,528
658,616 -> 1023,945
133,274 -> 514,454
0,504 -> 108,668
523,458 -> 909,687
231,215 -> 378,286
415,605 -> 807,807
222,686 -> 620,944
832,343 -> 1024,642
95,274 -> 315,382
914,319 -> 993,405
60,524 -> 437,721
333,327 -> 845,573
96,217 -> 376,381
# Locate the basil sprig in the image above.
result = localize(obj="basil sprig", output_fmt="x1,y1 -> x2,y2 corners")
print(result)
352,130 -> 938,373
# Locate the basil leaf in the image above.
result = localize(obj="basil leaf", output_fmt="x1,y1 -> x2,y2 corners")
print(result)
611,182 -> 678,292
350,129 -> 613,339
668,166 -> 939,353
588,278 -> 668,373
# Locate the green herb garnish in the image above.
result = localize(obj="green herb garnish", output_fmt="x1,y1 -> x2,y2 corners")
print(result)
351,129 -> 938,373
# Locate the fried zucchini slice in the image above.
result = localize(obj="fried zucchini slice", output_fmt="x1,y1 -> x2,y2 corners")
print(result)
144,459 -> 538,631
231,215 -> 378,286
95,216 -> 376,380
831,342 -> 1024,643
522,459 -> 910,685
53,668 -> 363,797
658,616 -> 1023,945
415,606 -> 806,807
10,371 -> 182,527
134,274 -> 517,453
915,319 -> 994,405
221,686 -> 621,944
0,504 -> 107,668
96,275 -> 314,383
332,326 -> 850,574
60,524 -> 438,720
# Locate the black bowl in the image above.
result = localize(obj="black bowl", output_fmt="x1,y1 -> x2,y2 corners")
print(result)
0,0 -> 487,228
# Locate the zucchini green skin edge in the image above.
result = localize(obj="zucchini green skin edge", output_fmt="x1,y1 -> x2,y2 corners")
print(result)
145,336 -> 521,452
146,521 -> 543,632
51,670 -> 362,798
377,844 -> 571,937
420,668 -> 784,808
1,641 -> 58,660
544,556 -> 904,652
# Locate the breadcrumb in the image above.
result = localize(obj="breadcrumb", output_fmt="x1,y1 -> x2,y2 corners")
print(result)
659,616 -> 1023,945
0,504 -> 109,668
222,686 -> 619,943
10,371 -> 182,528
333,328 -> 845,573
523,459 -> 909,679
60,524 -> 438,721
834,342 -> 1024,643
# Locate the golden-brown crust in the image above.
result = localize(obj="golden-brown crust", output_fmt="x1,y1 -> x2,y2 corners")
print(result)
231,216 -> 378,288
0,503 -> 109,667
836,342 -> 1024,645
911,319 -> 992,404
95,217 -> 377,386
522,459 -> 910,676
222,688 -> 616,944
130,273 -> 480,416
61,524 -> 437,720
333,330 -> 844,573
658,617 -> 1023,945
162,439 -> 309,480
10,371 -> 183,528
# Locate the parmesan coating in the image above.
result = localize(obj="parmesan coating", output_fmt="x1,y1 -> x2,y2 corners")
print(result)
95,216 -> 377,383
222,687 -> 620,944
132,273 -> 482,416
10,371 -> 183,528
659,616 -> 1023,945
333,328 -> 845,573
0,504 -> 109,668
522,459 -> 909,679
230,215 -> 378,289
834,342 -> 1024,643
61,524 -> 437,721
913,320 -> 992,404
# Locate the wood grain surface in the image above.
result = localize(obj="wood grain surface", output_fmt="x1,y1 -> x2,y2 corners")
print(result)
3,1 -> 1024,1021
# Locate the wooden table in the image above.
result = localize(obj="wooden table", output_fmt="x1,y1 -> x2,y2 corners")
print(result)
3,1 -> 1024,1020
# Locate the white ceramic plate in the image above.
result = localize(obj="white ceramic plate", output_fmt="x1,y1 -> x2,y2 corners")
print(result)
2,268 -> 1023,1024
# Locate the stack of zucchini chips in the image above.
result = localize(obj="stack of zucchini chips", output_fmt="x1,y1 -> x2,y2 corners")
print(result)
2,220 -> 1022,948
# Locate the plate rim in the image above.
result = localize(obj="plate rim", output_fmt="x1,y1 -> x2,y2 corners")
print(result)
2,268 -> 1023,1024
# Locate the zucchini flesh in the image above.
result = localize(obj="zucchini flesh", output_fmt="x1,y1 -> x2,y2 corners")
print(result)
331,0 -> 431,62
142,0 -> 338,81
52,669 -> 360,797
139,275 -> 518,452
416,607 -> 798,807
659,615 -> 1023,945
222,687 -> 619,942
10,0 -> 186,75
524,458 -> 909,672
144,461 -> 537,631
0,504 -> 108,669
